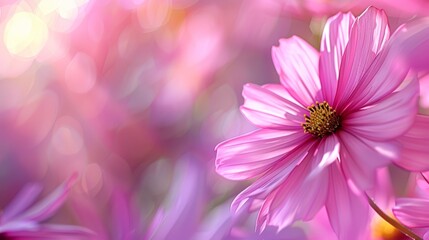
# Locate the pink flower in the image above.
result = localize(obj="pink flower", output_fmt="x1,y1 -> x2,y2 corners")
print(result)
215,6 -> 429,239
393,174 -> 429,239
0,174 -> 93,239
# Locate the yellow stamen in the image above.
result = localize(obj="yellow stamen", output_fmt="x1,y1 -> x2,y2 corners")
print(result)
302,101 -> 340,138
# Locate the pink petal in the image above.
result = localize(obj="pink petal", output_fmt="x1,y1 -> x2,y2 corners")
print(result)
420,74 -> 429,108
326,163 -> 369,240
261,84 -> 301,106
215,129 -> 310,180
338,131 -> 399,190
1,184 -> 42,223
391,17 -> 429,72
343,17 -> 429,111
230,140 -> 316,213
319,12 -> 355,103
393,198 -> 429,228
395,115 -> 429,171
257,146 -> 329,232
313,134 -> 340,172
343,77 -> 418,141
16,173 -> 78,222
272,36 -> 321,107
334,7 -> 390,111
240,83 -> 307,130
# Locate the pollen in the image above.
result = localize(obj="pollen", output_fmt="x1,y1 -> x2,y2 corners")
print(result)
302,101 -> 341,138
372,216 -> 406,240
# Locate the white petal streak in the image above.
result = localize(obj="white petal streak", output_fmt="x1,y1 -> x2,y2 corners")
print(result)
314,134 -> 340,171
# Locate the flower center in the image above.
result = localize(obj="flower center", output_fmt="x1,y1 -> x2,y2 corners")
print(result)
302,101 -> 341,138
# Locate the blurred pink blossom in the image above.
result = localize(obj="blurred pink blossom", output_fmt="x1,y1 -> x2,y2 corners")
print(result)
215,6 -> 429,239
393,174 -> 429,240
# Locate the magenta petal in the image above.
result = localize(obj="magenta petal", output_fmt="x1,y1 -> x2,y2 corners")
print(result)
215,129 -> 310,180
257,153 -> 329,232
335,7 -> 390,110
344,17 -> 429,110
395,115 -> 429,171
261,84 -> 301,106
230,140 -> 316,214
338,131 -> 399,190
240,83 -> 307,129
16,173 -> 78,222
326,163 -> 369,240
1,184 -> 42,223
319,12 -> 355,103
344,77 -> 418,141
394,198 -> 429,228
272,36 -> 321,107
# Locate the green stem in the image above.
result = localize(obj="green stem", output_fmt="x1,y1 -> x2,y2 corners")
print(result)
365,194 -> 422,240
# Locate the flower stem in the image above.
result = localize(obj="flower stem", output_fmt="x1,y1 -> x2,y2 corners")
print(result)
421,172 -> 429,184
365,194 -> 422,240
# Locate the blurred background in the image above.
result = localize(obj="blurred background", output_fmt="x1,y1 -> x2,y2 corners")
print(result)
0,0 -> 429,239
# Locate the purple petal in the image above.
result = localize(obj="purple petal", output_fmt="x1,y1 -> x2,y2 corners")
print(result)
1,184 -> 43,223
395,115 -> 429,171
344,76 -> 418,141
240,83 -> 307,130
215,129 -> 310,180
16,173 -> 78,222
334,6 -> 390,111
149,157 -> 204,240
3,224 -> 94,239
272,36 -> 322,107
326,163 -> 369,240
319,12 -> 355,103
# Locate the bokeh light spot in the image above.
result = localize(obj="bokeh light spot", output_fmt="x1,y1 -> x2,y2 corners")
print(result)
57,0 -> 79,20
137,0 -> 171,31
4,11 -> 48,58
52,117 -> 84,155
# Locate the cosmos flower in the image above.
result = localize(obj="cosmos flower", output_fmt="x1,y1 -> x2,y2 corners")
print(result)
215,6 -> 429,239
0,174 -> 93,239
